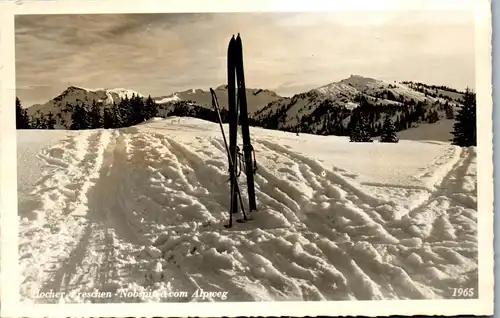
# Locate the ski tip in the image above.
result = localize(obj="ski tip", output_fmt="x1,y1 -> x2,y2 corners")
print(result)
228,35 -> 236,47
234,34 -> 242,48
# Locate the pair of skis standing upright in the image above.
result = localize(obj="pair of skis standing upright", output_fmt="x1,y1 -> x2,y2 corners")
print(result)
210,34 -> 257,228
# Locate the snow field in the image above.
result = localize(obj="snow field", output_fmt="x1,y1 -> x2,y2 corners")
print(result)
156,94 -> 181,104
18,117 -> 477,303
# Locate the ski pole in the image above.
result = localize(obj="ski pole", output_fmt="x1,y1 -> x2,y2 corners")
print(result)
210,88 -> 248,226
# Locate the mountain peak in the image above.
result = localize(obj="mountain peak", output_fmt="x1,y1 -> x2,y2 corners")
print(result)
66,85 -> 89,92
313,75 -> 380,93
339,74 -> 379,86
105,88 -> 144,99
346,74 -> 371,79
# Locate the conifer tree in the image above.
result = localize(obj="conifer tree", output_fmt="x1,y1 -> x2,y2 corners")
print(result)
130,94 -> 146,125
16,97 -> 30,129
144,95 -> 158,120
15,97 -> 22,127
30,110 -> 47,129
70,103 -> 91,130
359,117 -> 372,142
380,115 -> 399,143
30,112 -> 39,129
112,102 -> 122,128
451,88 -> 476,147
349,121 -> 360,142
103,108 -> 114,129
349,115 -> 372,142
70,104 -> 82,130
83,104 -> 92,129
89,100 -> 103,129
119,96 -> 133,127
46,112 -> 56,129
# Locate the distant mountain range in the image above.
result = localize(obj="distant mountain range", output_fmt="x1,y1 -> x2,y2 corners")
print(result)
153,85 -> 282,114
24,75 -> 467,136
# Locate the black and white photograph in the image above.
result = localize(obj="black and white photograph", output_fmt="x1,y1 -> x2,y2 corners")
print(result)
2,0 -> 493,316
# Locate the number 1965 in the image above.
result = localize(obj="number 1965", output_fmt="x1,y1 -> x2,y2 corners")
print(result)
452,288 -> 475,297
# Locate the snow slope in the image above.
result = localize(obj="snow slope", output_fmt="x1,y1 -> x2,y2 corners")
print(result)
396,119 -> 454,142
17,130 -> 80,220
18,118 -> 477,303
155,94 -> 181,104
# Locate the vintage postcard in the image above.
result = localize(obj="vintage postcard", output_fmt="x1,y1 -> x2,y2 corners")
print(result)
0,0 -> 494,316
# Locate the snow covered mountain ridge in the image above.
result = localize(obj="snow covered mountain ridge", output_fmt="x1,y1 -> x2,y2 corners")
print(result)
26,84 -> 282,117
153,85 -> 283,114
251,74 -> 466,136
24,86 -> 146,129
28,86 -> 143,115
23,75 -> 467,137
56,85 -> 143,103
255,74 -> 464,118
25,75 -> 466,114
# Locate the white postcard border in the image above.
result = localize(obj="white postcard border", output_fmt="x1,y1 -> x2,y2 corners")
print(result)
0,0 -> 493,316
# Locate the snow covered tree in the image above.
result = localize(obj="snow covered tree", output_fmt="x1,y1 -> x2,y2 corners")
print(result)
89,100 -> 103,129
451,88 -> 476,147
16,97 -> 30,129
349,115 -> 372,142
111,102 -> 123,127
118,96 -> 135,127
83,105 -> 92,129
144,95 -> 158,120
380,115 -> 399,143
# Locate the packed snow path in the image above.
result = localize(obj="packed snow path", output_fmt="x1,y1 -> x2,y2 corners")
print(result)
18,118 -> 477,303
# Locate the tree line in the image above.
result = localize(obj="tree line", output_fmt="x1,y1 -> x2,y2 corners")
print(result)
16,88 -> 476,147
16,94 -> 159,130
161,100 -> 230,123
252,92 -> 447,137
68,94 -> 158,129
16,98 -> 50,129
347,88 -> 476,146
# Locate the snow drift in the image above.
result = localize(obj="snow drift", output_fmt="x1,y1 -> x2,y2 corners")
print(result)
18,117 -> 477,303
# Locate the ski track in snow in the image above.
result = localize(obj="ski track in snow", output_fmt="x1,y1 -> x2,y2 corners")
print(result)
18,119 -> 478,303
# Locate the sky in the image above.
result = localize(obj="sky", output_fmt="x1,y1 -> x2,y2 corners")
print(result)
15,11 -> 475,106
